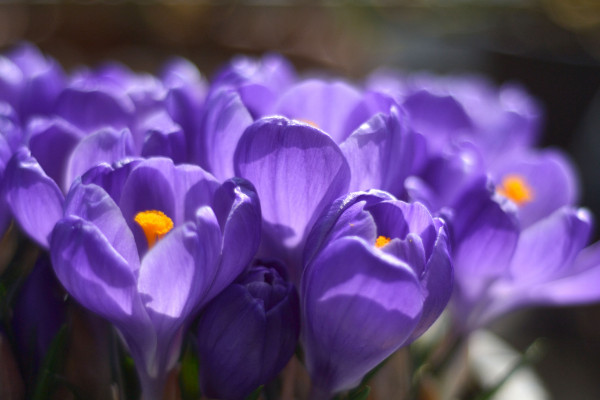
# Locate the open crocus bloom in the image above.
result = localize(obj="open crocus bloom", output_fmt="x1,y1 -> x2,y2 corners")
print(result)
450,171 -> 593,329
367,70 -> 542,162
300,191 -> 453,397
50,157 -> 261,400
233,113 -> 423,281
3,55 -> 207,249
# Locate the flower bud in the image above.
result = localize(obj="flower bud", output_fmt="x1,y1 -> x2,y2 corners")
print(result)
196,259 -> 300,400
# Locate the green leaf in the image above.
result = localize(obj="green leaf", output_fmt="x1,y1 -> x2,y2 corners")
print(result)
245,385 -> 264,400
32,325 -> 68,400
180,341 -> 200,400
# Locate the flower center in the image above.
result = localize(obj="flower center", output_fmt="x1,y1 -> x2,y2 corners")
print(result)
375,235 -> 391,248
496,174 -> 534,206
134,210 -> 174,249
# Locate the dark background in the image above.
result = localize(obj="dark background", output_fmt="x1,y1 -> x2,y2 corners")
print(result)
2,1 -> 600,398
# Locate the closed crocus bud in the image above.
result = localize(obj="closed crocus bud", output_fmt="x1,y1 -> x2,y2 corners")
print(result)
301,190 -> 453,398
197,259 -> 300,400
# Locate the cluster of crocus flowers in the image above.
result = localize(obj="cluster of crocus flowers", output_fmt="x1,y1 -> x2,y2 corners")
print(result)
1,42 -> 600,400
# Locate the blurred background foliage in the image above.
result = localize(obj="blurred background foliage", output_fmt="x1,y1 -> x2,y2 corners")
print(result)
0,1 -> 599,399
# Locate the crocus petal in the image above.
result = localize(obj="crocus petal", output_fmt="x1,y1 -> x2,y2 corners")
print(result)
366,200 -> 438,258
303,190 -> 394,267
302,237 -> 423,394
138,215 -> 219,327
9,43 -> 65,119
4,148 -> 64,248
119,160 -> 177,253
409,143 -> 486,213
207,178 -> 262,299
0,56 -> 23,107
341,107 -> 426,197
64,179 -> 140,271
55,80 -> 135,132
492,149 -> 578,228
402,89 -> 473,152
119,158 -> 218,238
0,102 -> 23,152
196,88 -> 253,180
66,127 -> 135,186
162,58 -> 206,161
272,80 -> 364,144
234,117 -> 350,259
26,117 -> 85,190
451,180 -> 519,301
509,206 -> 592,284
137,207 -> 222,374
197,284 -> 267,400
139,111 -> 186,164
50,215 -> 150,332
408,222 -> 453,341
80,158 -> 143,205
525,241 -> 600,305
384,234 -> 427,277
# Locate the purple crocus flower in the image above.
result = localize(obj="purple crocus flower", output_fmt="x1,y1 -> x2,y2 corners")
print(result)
301,190 -> 453,397
3,54 -> 207,248
49,157 -> 261,399
0,102 -> 22,235
449,169 -> 595,329
368,70 -> 542,162
196,259 -> 300,400
0,42 -> 66,122
201,55 -> 426,280
160,57 -> 208,161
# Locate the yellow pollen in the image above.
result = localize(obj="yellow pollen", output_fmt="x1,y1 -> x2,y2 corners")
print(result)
297,118 -> 319,128
375,235 -> 391,248
134,210 -> 174,249
496,175 -> 534,206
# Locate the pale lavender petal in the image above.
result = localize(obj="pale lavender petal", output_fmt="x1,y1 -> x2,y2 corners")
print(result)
365,200 -> 437,258
161,58 -> 207,161
50,215 -> 151,334
4,148 -> 64,248
341,107 -> 427,197
234,117 -> 350,259
66,127 -> 135,186
64,179 -> 140,271
0,56 -> 23,108
0,102 -> 23,152
55,79 -> 135,132
272,80 -> 363,144
205,178 -> 262,299
139,111 -> 186,164
138,214 -> 220,327
302,237 -> 423,394
510,206 -> 592,284
492,149 -> 578,228
451,180 -> 519,299
10,44 -> 65,120
26,117 -> 85,191
408,222 -> 453,341
383,234 -> 427,277
80,158 -> 143,205
526,241 -> 600,305
402,89 -> 473,151
303,190 -> 394,267
196,88 -> 253,179
119,158 -> 218,252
